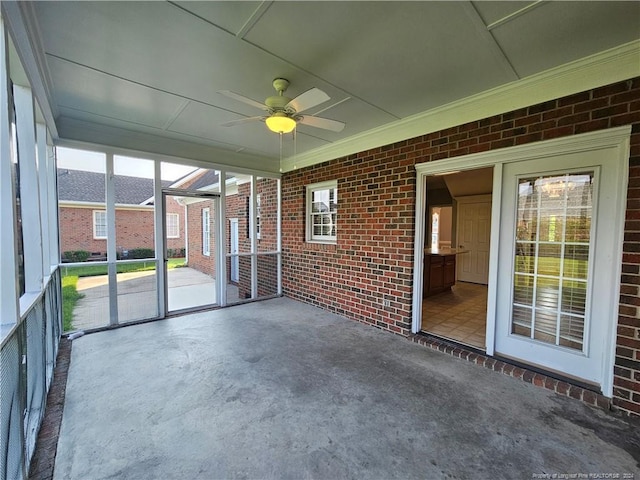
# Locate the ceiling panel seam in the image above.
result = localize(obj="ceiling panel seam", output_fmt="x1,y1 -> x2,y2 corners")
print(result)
57,112 -> 273,160
58,94 -> 331,152
166,1 -> 237,37
486,0 -> 547,31
463,1 -> 519,80
236,1 -> 273,39
45,53 -> 242,116
57,105 -> 176,131
238,36 -> 401,121
167,0 -> 399,121
162,100 -> 191,131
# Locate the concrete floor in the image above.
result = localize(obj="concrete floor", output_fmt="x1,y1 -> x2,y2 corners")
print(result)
54,298 -> 639,479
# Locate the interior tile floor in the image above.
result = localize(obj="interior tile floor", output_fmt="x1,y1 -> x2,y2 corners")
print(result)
421,282 -> 488,349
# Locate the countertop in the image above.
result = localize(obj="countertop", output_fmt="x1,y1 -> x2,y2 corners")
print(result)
425,247 -> 469,256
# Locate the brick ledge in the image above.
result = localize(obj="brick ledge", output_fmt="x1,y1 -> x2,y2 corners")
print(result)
408,333 -> 613,413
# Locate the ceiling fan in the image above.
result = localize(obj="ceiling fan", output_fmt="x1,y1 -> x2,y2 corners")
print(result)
219,78 -> 345,134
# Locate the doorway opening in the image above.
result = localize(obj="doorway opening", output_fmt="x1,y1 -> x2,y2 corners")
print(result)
163,191 -> 219,313
421,167 -> 493,349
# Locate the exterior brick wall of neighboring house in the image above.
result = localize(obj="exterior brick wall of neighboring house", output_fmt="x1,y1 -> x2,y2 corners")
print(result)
59,206 -> 109,256
165,197 -> 187,254
59,198 -> 185,260
281,78 -> 640,417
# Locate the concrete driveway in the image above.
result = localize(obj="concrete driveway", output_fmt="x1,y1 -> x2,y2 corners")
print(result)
54,297 -> 639,479
71,267 -> 239,330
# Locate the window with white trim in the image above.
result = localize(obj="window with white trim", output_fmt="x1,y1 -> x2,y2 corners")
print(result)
166,213 -> 179,238
202,208 -> 210,256
306,181 -> 337,243
93,210 -> 107,239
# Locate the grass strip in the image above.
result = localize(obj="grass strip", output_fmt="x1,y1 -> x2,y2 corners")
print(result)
61,258 -> 185,278
62,275 -> 83,332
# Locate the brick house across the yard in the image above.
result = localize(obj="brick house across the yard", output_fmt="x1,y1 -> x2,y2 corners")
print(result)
58,165 -> 276,301
58,168 -> 185,262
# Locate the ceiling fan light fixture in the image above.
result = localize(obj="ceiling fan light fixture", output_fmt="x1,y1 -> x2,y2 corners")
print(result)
266,112 -> 296,134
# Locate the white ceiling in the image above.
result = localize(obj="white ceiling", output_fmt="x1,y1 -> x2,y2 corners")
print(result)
11,1 -> 640,172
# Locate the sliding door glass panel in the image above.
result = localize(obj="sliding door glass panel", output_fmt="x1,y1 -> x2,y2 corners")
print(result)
57,147 -> 109,331
511,172 -> 593,351
113,156 -> 158,322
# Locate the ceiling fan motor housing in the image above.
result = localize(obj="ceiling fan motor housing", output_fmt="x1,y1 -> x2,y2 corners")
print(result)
266,78 -> 295,114
265,95 -> 292,112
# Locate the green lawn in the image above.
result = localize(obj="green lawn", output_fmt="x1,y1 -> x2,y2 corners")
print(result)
61,258 -> 185,331
61,258 -> 185,278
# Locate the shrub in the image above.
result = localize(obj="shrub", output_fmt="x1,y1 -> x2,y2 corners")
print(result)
167,248 -> 186,258
127,248 -> 155,259
63,250 -> 90,263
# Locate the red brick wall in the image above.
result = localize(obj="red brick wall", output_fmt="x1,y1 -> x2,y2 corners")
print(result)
59,206 -> 155,257
281,78 -> 640,417
186,199 -> 216,276
223,180 -> 279,299
166,197 -> 186,253
59,206 -> 107,255
59,201 -> 186,259
225,185 -> 249,298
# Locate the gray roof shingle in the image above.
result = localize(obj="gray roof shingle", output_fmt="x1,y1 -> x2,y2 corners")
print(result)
57,169 -> 170,205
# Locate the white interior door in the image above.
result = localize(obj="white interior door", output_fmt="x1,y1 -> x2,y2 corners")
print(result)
456,195 -> 491,284
495,149 -> 623,386
230,218 -> 239,283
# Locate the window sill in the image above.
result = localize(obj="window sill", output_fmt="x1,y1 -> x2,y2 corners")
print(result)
306,240 -> 337,246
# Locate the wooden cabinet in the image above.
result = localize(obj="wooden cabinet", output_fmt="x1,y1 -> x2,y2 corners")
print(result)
423,254 -> 456,297
443,255 -> 456,287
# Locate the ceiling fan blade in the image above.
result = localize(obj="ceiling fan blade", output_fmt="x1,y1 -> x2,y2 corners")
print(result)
218,90 -> 268,111
298,115 -> 345,132
286,88 -> 330,114
221,116 -> 264,127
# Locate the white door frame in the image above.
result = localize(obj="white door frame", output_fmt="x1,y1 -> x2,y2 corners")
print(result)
412,126 -> 630,396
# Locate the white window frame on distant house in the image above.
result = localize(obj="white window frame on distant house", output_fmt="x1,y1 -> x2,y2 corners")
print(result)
306,180 -> 337,244
202,207 -> 210,256
166,213 -> 179,238
93,210 -> 107,239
